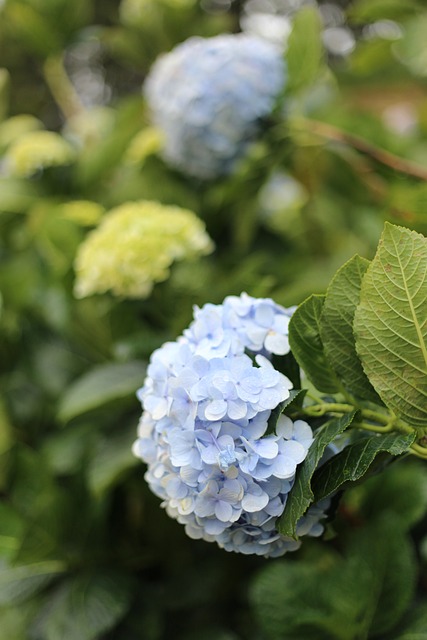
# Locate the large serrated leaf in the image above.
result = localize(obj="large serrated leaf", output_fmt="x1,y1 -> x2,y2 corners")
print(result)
286,7 -> 324,93
277,412 -> 356,539
252,516 -> 416,640
356,461 -> 427,531
37,572 -> 133,640
321,255 -> 381,403
289,295 -> 340,394
345,515 -> 416,638
0,561 -> 66,606
354,223 -> 427,428
312,431 -> 416,502
397,603 -> 427,638
58,360 -> 146,423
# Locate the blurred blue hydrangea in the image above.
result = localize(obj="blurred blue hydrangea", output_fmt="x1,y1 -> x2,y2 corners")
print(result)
133,293 -> 329,558
144,34 -> 286,179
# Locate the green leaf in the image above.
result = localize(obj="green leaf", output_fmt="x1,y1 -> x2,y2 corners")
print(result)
348,0 -> 421,23
58,360 -> 146,422
266,390 -> 306,435
286,7 -> 324,94
10,446 -> 70,563
42,423 -> 97,475
393,14 -> 427,77
389,182 -> 427,220
0,598 -> 41,640
312,431 -> 416,502
0,561 -> 66,606
352,460 -> 427,530
0,177 -> 40,213
251,517 -> 416,640
250,554 -> 347,640
346,515 -> 417,637
354,223 -> 427,428
277,412 -> 356,539
364,520 -> 416,636
0,69 -> 9,122
87,424 -> 140,497
250,545 -> 376,640
396,604 -> 427,639
38,572 -> 133,640
320,255 -> 380,403
0,504 -> 25,561
289,294 -> 340,394
272,351 -> 301,389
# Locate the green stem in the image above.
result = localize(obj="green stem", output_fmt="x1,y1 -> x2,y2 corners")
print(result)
301,401 -> 409,433
351,421 -> 392,434
410,443 -> 427,460
290,116 -> 427,181
302,402 -> 355,417
43,55 -> 84,120
299,399 -> 427,461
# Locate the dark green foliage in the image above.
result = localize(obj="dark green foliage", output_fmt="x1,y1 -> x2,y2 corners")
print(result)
1,0 -> 427,638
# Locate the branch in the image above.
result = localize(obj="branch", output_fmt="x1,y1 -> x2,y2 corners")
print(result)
295,117 -> 427,182
43,55 -> 84,121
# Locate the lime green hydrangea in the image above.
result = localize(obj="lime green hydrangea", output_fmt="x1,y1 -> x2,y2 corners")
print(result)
5,130 -> 75,176
74,200 -> 214,299
0,114 -> 43,152
56,201 -> 105,226
125,127 -> 164,165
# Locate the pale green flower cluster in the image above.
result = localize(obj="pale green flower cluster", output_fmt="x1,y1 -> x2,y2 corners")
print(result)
74,200 -> 214,299
5,130 -> 75,176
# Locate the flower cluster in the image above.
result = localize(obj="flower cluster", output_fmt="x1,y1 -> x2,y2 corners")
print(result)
74,200 -> 213,299
144,33 -> 286,180
5,130 -> 75,177
133,293 -> 328,557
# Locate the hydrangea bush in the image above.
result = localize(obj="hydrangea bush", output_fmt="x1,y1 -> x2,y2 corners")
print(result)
144,33 -> 286,179
1,1 -> 427,638
134,223 -> 427,561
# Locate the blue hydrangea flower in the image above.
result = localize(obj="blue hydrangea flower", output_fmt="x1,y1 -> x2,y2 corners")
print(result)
144,34 -> 286,180
133,293 -> 329,558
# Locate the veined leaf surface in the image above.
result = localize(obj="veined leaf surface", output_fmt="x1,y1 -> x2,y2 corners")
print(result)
354,224 -> 427,428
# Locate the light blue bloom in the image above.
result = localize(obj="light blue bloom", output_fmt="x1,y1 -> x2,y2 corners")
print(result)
133,294 -> 329,557
144,34 -> 286,179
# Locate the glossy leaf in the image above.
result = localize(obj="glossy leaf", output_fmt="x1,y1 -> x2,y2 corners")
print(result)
312,431 -> 416,502
38,572 -> 133,640
251,516 -> 416,640
289,294 -> 340,394
266,390 -> 306,435
58,360 -> 146,422
277,412 -> 356,539
0,561 -> 66,606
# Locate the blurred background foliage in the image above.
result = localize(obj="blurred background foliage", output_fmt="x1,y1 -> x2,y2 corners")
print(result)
1,0 -> 427,638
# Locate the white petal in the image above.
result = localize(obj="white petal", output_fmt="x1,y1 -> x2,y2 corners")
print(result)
242,489 -> 269,512
204,399 -> 227,421
215,501 -> 233,522
264,331 -> 289,355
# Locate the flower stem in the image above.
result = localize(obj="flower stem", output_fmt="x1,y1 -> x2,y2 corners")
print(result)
292,116 -> 427,181
43,55 -> 84,120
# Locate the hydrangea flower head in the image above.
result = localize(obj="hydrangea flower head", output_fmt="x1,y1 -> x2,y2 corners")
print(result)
74,200 -> 213,299
134,293 -> 328,557
5,130 -> 75,177
144,33 -> 286,179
